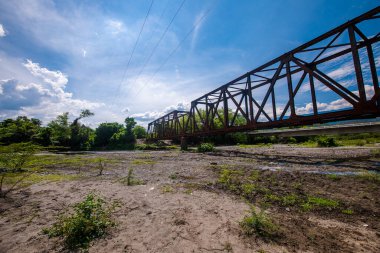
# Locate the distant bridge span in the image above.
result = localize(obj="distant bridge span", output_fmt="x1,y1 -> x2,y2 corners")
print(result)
148,7 -> 380,140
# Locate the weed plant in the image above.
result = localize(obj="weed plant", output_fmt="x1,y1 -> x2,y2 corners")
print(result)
43,193 -> 116,250
240,208 -> 279,238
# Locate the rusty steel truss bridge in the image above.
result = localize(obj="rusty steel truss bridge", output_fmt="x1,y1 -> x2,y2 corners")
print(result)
147,7 -> 380,140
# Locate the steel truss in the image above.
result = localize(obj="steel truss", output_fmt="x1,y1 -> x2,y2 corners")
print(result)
148,7 -> 380,140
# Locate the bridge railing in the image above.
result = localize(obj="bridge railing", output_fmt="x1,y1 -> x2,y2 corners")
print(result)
148,7 -> 380,140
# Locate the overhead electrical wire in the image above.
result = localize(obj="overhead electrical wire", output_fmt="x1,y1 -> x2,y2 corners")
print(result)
116,0 -> 154,94
131,0 -> 187,86
133,5 -> 215,97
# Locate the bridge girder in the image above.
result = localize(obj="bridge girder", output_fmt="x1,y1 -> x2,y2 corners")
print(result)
148,7 -> 380,140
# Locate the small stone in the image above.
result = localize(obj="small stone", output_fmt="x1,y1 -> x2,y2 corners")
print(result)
286,208 -> 290,212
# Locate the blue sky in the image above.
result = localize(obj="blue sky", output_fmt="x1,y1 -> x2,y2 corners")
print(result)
0,0 -> 378,127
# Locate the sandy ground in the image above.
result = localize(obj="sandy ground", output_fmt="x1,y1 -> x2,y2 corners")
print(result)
0,145 -> 379,253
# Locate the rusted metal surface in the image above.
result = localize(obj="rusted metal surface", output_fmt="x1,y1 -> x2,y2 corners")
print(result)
148,7 -> 380,140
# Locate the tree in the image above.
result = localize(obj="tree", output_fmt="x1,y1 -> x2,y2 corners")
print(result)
133,126 -> 147,139
0,116 -> 42,145
70,110 -> 94,149
94,123 -> 124,147
124,117 -> 136,143
48,113 -> 71,146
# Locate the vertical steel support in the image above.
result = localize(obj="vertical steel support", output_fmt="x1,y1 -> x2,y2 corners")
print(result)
286,59 -> 296,117
247,75 -> 254,124
271,89 -> 277,121
223,89 -> 229,128
348,25 -> 366,103
366,43 -> 380,108
205,96 -> 209,131
309,73 -> 318,115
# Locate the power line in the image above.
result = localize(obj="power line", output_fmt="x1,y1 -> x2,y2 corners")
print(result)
140,0 -> 171,53
133,6 -> 214,96
116,0 -> 154,94
131,0 -> 187,86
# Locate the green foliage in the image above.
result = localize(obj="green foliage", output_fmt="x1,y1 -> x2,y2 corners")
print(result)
0,116 -> 42,145
135,143 -> 177,150
326,174 -> 341,181
123,117 -> 136,144
48,113 -> 71,146
218,168 -> 243,190
356,171 -> 380,182
0,142 -> 39,171
240,208 -> 279,238
301,196 -> 339,211
94,118 -> 138,149
317,137 -> 338,147
118,168 -> 143,186
44,193 -> 116,250
161,185 -> 174,193
197,143 -> 214,152
94,122 -> 124,147
229,132 -> 248,144
242,183 -> 257,196
70,109 -> 94,149
281,194 -> 298,206
133,125 -> 147,139
131,159 -> 156,165
342,209 -> 354,215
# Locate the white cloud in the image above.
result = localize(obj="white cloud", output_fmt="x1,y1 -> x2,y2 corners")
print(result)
0,24 -> 6,37
0,1 -> 248,127
106,20 -> 125,35
191,11 -> 206,51
130,101 -> 190,125
296,85 -> 375,115
0,57 -> 103,123
23,59 -> 69,95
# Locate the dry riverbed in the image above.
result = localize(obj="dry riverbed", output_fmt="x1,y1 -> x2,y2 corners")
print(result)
0,145 -> 379,253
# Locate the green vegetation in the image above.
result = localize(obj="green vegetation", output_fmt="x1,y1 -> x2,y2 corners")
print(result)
240,207 -> 279,238
135,143 -> 177,150
43,193 -> 116,250
317,137 -> 339,147
0,143 -> 39,197
301,196 -> 339,211
342,209 -> 354,215
356,171 -> 380,182
0,111 -> 146,151
215,167 -> 343,214
131,159 -> 156,165
169,173 -> 178,180
326,174 -> 341,181
161,185 -> 174,193
197,143 -> 214,152
118,168 -> 143,186
133,125 -> 147,139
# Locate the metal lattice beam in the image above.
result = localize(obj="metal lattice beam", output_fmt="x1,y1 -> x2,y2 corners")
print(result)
148,7 -> 380,140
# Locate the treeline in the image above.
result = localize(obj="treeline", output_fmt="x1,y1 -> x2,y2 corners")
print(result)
0,110 -> 147,150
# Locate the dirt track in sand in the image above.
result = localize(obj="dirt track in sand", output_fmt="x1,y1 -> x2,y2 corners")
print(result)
0,145 -> 379,253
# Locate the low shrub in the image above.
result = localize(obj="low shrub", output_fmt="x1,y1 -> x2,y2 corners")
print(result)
0,143 -> 39,197
197,143 -> 214,152
43,193 -> 116,250
317,137 -> 338,147
240,208 -> 279,238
